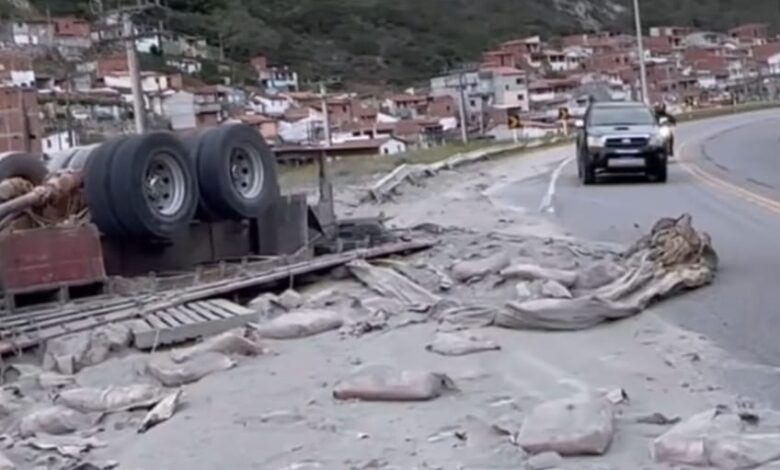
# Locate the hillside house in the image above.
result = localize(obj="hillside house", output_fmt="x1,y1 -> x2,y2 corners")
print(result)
11,19 -> 52,46
162,87 -> 226,130
235,114 -> 279,142
278,106 -> 324,143
52,17 -> 92,49
729,23 -> 770,47
251,56 -> 299,93
0,53 -> 35,88
383,94 -> 428,118
249,93 -> 293,116
0,86 -> 42,153
752,42 -> 780,75
649,26 -> 695,49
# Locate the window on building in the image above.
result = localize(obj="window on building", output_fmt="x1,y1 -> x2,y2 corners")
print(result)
342,105 -> 348,113
469,100 -> 476,107
46,140 -> 51,149
505,85 -> 510,91
517,93 -> 525,101
516,78 -> 524,85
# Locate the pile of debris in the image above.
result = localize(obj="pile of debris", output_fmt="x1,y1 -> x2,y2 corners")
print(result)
0,213 -> 755,469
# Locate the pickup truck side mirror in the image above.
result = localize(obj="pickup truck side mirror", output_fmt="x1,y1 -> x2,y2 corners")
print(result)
574,119 -> 584,129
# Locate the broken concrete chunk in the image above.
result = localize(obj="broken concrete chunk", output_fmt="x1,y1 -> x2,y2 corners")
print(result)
169,328 -> 269,362
274,289 -> 304,311
25,434 -> 106,459
57,384 -> 169,414
653,408 -> 780,468
8,364 -> 76,392
333,366 -> 456,402
425,331 -> 501,356
348,260 -> 440,310
138,389 -> 182,433
19,406 -> 93,437
516,394 -> 614,456
540,280 -> 573,299
499,264 -> 578,288
636,412 -> 681,426
527,451 -> 563,470
253,310 -> 343,340
146,353 -> 236,387
451,253 -> 510,283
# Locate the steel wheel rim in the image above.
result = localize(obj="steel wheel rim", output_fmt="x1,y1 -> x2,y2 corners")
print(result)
144,151 -> 187,217
229,145 -> 264,199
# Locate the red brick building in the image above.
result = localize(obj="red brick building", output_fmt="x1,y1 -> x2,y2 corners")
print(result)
0,87 -> 42,153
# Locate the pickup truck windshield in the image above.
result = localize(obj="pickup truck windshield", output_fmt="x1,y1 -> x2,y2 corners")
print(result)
589,107 -> 655,126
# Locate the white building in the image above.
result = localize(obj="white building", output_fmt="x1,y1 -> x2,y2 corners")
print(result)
259,67 -> 299,93
278,108 -> 324,143
42,130 -> 77,157
11,20 -> 51,45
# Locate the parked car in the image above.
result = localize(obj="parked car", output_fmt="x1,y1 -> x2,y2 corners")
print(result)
575,101 -> 670,184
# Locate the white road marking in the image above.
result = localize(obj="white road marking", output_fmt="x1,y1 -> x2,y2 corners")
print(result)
539,156 -> 574,214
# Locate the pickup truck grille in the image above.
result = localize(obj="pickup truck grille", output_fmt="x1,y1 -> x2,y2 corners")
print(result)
605,136 -> 649,148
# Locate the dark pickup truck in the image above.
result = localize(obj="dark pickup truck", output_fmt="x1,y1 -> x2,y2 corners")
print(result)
575,101 -> 670,184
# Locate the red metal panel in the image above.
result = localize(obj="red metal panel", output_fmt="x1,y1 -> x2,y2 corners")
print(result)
0,225 -> 106,293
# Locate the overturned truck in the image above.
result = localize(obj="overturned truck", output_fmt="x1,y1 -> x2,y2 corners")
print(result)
0,125 -> 430,353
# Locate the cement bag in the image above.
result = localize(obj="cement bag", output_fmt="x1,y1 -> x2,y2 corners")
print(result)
19,406 -> 93,437
147,352 -> 236,387
42,324 -> 132,375
451,253 -> 510,282
497,298 -> 640,331
254,310 -> 343,339
653,408 -> 780,468
425,331 -> 501,356
516,394 -> 614,455
57,384 -> 169,413
170,328 -> 268,362
0,452 -> 14,470
333,366 -> 456,402
500,263 -> 578,288
708,434 -> 780,469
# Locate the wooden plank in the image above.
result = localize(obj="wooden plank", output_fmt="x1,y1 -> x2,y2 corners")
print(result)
167,307 -> 199,326
0,239 -> 435,355
209,298 -> 254,316
195,301 -> 233,319
156,310 -> 184,328
187,302 -> 224,321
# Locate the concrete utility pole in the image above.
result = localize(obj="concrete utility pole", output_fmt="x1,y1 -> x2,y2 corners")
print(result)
456,72 -> 469,144
633,0 -> 650,104
124,14 -> 146,133
319,82 -> 331,147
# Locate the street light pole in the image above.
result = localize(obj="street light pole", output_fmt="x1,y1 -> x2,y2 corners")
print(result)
633,0 -> 650,104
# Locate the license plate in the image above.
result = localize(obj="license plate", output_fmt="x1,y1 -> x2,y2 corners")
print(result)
608,157 -> 645,168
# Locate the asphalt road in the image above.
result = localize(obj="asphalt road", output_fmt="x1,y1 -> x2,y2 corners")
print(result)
493,108 -> 780,408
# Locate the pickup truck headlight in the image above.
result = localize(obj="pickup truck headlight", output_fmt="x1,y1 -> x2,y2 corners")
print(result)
659,125 -> 672,139
587,136 -> 602,148
649,131 -> 665,147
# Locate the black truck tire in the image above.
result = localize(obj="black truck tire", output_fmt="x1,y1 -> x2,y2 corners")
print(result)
181,129 -> 222,221
0,152 -> 49,185
83,136 -> 133,238
108,132 -> 199,240
581,160 -> 596,185
194,124 -> 280,220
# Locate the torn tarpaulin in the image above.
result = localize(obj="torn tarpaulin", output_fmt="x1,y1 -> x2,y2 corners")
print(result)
464,214 -> 717,331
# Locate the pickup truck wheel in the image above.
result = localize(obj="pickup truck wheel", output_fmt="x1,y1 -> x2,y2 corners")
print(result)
108,132 -> 198,240
84,137 -> 132,238
654,162 -> 668,183
195,124 -> 279,220
581,161 -> 596,185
